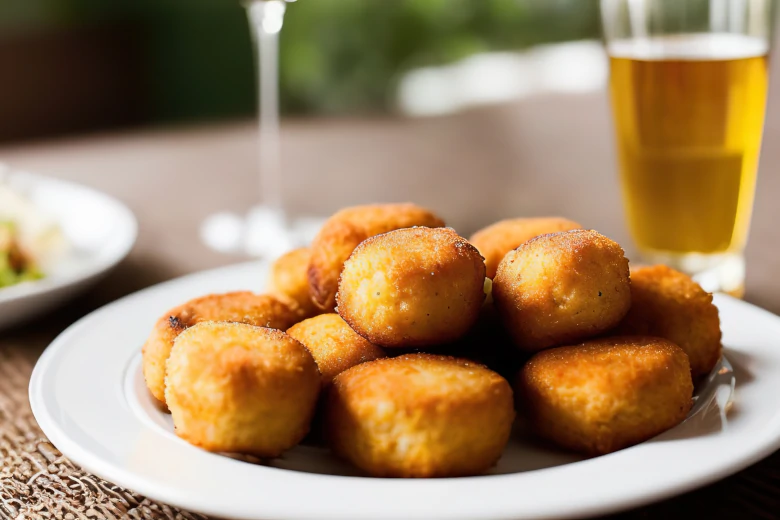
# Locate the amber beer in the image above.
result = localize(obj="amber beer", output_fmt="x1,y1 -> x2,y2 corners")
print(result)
608,34 -> 769,258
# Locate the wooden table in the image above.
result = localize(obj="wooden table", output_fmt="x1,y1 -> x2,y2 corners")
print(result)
1,90 -> 779,518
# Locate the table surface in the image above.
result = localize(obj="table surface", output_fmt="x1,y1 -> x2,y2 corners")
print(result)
1,89 -> 779,519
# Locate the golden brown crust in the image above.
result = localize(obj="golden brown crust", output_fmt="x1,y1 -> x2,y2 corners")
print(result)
517,336 -> 693,455
268,248 -> 321,321
336,227 -> 486,347
165,322 -> 320,457
492,229 -> 631,352
326,354 -> 515,477
470,217 -> 582,278
612,264 -> 722,379
287,313 -> 386,388
308,203 -> 445,310
142,291 -> 299,405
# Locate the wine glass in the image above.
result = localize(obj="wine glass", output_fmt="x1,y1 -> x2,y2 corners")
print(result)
201,0 -> 322,259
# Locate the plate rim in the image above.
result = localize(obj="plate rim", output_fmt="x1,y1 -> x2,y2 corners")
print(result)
29,261 -> 780,520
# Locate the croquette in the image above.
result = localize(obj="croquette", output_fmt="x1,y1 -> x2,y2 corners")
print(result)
517,336 -> 693,455
326,353 -> 515,477
142,291 -> 299,405
268,247 -> 321,320
308,203 -> 444,310
470,217 -> 582,278
612,264 -> 722,379
165,322 -> 320,456
287,313 -> 386,388
337,227 -> 486,347
492,229 -> 631,352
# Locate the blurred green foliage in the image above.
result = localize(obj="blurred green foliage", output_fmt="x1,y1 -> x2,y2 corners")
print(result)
0,0 -> 600,122
280,0 -> 600,113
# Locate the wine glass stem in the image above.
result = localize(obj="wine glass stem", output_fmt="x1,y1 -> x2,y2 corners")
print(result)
247,0 -> 286,216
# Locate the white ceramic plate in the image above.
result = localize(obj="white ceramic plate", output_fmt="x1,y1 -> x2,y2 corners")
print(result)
0,171 -> 137,330
30,261 -> 780,520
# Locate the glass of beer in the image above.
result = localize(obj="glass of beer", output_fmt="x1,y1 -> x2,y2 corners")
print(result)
601,0 -> 773,297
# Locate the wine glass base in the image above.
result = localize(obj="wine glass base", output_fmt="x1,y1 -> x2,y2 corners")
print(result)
200,206 -> 324,259
637,249 -> 745,298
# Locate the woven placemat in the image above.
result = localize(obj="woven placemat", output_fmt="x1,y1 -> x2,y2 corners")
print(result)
0,346 -> 205,520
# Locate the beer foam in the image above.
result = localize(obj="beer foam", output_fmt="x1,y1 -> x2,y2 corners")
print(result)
608,33 -> 768,60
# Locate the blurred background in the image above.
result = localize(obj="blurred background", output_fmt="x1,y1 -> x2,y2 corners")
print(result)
0,0 -> 603,143
4,0 -> 779,312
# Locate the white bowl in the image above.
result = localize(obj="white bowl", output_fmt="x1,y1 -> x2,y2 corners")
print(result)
0,171 -> 137,330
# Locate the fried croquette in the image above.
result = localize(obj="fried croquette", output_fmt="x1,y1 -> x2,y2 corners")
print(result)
308,203 -> 445,310
326,354 -> 515,477
337,227 -> 486,348
142,291 -> 299,405
517,336 -> 693,455
612,265 -> 722,379
165,322 -> 320,457
287,313 -> 386,388
493,229 -> 631,352
268,247 -> 320,320
470,217 -> 582,278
